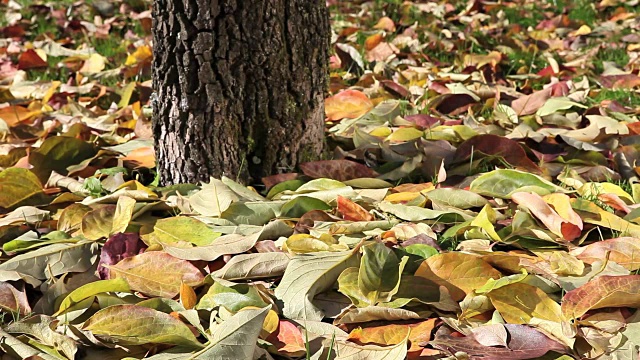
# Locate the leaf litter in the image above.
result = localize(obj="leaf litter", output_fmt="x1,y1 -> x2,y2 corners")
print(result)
1,0 -> 640,358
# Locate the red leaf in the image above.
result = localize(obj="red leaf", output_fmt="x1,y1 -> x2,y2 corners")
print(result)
97,233 -> 147,280
454,134 -> 540,172
262,173 -> 299,189
18,49 -> 48,70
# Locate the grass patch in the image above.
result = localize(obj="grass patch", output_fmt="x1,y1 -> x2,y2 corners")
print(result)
593,46 -> 630,74
593,89 -> 640,108
500,5 -> 544,28
568,0 -> 598,25
504,49 -> 547,75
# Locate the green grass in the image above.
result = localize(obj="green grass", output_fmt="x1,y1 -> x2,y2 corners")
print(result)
504,49 -> 547,75
500,5 -> 544,28
592,89 -> 640,108
568,0 -> 598,25
593,47 -> 630,74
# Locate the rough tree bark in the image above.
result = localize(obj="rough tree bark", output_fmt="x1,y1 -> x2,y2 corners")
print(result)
152,0 -> 329,185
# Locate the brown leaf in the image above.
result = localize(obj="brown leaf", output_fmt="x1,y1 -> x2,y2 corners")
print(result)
373,16 -> 396,32
108,251 -> 204,298
17,49 -> 48,70
431,324 -> 567,359
365,33 -> 384,51
573,237 -> 640,271
561,275 -> 640,319
0,282 -> 31,315
299,160 -> 379,181
454,134 -> 541,172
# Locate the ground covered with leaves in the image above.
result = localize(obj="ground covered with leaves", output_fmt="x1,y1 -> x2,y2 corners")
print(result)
0,0 -> 640,358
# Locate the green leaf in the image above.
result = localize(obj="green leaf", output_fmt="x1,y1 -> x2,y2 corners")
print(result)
0,168 -> 45,209
403,244 -> 438,259
28,136 -> 97,182
153,216 -> 221,246
337,267 -> 370,307
158,226 -> 264,261
221,176 -> 266,201
0,242 -> 98,280
212,252 -> 291,280
197,282 -> 267,312
267,179 -> 305,199
55,278 -> 130,315
536,97 -> 587,117
470,204 -> 501,241
378,201 -> 471,222
5,315 -> 77,359
470,169 -> 568,198
83,304 -> 202,347
425,188 -> 488,209
275,250 -> 359,321
359,242 -> 407,305
280,196 -> 332,218
221,201 -> 282,225
0,328 -> 60,360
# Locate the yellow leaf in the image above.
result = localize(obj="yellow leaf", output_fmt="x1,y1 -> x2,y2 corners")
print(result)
369,127 -> 392,137
488,283 -> 563,324
577,183 -> 634,204
79,53 -> 106,74
415,252 -> 502,301
383,192 -> 426,206
125,45 -> 153,66
470,204 -> 501,241
386,127 -> 424,142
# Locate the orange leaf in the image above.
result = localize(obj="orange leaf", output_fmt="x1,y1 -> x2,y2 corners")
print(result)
337,195 -> 373,221
415,253 -> 502,301
180,283 -> 197,310
561,275 -> 640,319
265,320 -> 306,357
373,16 -> 396,32
0,106 -> 40,127
365,33 -> 383,51
325,90 -> 373,121
348,324 -> 410,347
122,146 -> 156,168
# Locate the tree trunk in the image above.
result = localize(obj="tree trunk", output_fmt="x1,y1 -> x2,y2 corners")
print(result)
152,0 -> 329,185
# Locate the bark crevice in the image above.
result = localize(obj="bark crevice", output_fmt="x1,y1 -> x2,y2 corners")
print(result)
153,0 -> 329,185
